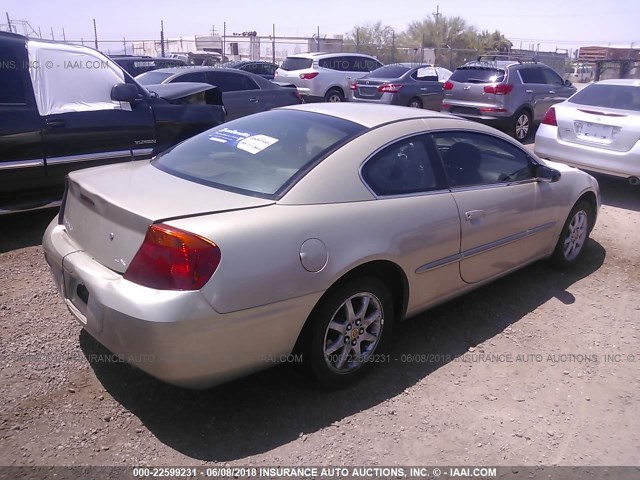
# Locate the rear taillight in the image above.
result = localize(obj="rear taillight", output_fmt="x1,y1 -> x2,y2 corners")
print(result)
124,224 -> 221,291
299,72 -> 319,80
378,84 -> 403,93
542,107 -> 557,126
483,84 -> 513,95
443,81 -> 454,90
350,82 -> 357,91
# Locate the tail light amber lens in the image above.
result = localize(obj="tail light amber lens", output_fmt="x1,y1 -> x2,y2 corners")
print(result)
124,224 -> 221,291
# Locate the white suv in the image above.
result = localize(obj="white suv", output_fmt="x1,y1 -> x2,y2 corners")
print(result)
274,52 -> 383,102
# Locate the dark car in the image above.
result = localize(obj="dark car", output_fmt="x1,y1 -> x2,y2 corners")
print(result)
350,63 -> 452,111
110,55 -> 187,77
441,56 -> 576,141
136,67 -> 302,120
0,33 -> 225,214
220,60 -> 279,80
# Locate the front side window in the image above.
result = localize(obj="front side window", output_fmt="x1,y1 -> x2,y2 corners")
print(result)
432,131 -> 535,187
362,135 -> 442,196
541,67 -> 564,86
0,47 -> 26,104
153,110 -> 365,198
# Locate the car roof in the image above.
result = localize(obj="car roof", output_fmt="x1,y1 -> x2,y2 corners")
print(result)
279,103 -> 456,128
286,52 -> 377,60
596,79 -> 640,87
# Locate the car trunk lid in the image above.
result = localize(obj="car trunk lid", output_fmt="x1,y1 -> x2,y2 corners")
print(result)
62,160 -> 274,273
352,78 -> 388,100
556,103 -> 640,152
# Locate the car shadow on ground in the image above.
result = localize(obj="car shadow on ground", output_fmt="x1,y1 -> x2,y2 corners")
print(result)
592,173 -> 640,212
80,240 -> 606,462
0,208 -> 58,254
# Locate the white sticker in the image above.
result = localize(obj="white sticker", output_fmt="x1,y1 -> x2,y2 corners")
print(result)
236,135 -> 279,155
417,66 -> 437,78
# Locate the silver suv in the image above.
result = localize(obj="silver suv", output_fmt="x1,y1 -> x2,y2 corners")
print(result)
441,56 -> 576,141
274,52 -> 383,102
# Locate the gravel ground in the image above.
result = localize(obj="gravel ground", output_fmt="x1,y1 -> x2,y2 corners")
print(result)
0,172 -> 638,467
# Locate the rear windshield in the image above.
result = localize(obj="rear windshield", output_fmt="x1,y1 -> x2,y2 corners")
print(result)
366,65 -> 411,79
153,110 -> 365,198
280,57 -> 313,71
450,67 -> 506,84
135,71 -> 173,84
568,84 -> 640,111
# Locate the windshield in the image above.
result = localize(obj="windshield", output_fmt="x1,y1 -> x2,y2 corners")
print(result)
449,67 -> 506,84
280,57 -> 313,71
135,71 -> 174,84
153,110 -> 365,198
568,84 -> 640,111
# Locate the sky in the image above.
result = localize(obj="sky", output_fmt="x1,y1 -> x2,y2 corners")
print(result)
3,0 -> 640,53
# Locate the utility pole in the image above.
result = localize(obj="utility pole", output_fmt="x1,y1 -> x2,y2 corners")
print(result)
317,25 -> 320,51
223,22 -> 226,61
123,37 -> 127,54
160,20 -> 165,57
433,5 -> 441,47
38,27 -> 42,38
93,18 -> 98,49
62,28 -> 66,41
5,12 -> 12,33
50,27 -> 55,40
272,24 -> 276,64
356,27 -> 359,53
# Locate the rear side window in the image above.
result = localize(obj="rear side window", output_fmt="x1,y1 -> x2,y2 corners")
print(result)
175,72 -> 207,83
206,71 -> 259,92
280,57 -> 312,71
568,84 -> 640,111
319,56 -> 349,71
519,67 -> 546,84
362,135 -> 442,195
450,67 -> 505,84
0,47 -> 26,104
153,110 -> 365,198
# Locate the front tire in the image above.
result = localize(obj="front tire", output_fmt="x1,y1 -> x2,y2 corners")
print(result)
510,108 -> 532,142
550,200 -> 593,268
324,88 -> 345,103
306,277 -> 394,388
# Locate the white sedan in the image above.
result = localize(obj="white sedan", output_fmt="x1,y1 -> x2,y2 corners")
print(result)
535,79 -> 640,185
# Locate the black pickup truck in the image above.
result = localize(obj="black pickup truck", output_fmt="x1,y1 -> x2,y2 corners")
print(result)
0,32 -> 225,214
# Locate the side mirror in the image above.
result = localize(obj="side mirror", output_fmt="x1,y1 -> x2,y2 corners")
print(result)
564,79 -> 572,87
536,164 -> 561,183
111,83 -> 139,103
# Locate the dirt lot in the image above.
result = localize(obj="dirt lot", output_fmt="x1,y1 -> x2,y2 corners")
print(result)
0,172 -> 638,468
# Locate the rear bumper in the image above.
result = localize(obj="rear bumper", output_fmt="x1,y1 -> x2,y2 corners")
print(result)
351,93 -> 395,105
42,220 -> 321,388
535,124 -> 640,179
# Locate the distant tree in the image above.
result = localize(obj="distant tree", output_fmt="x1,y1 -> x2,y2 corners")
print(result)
344,22 -> 401,64
478,30 -> 513,53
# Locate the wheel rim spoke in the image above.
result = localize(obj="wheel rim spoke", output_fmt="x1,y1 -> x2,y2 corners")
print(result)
335,345 -> 351,370
563,210 -> 588,261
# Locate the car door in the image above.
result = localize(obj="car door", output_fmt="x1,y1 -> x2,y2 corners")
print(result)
205,70 -> 264,120
411,67 -> 444,111
518,66 -> 551,120
360,133 -> 462,310
38,48 -> 156,188
0,41 -> 47,210
431,130 -> 559,284
540,66 -> 575,108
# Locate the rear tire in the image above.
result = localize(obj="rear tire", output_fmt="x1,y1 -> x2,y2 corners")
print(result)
510,108 -> 532,142
550,200 -> 593,268
408,97 -> 423,109
305,277 -> 394,388
324,88 -> 345,103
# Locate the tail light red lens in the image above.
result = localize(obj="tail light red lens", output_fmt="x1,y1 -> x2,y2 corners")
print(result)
378,83 -> 403,93
299,72 -> 319,80
349,82 -> 358,91
124,224 -> 221,291
542,107 -> 557,126
443,81 -> 454,90
483,83 -> 513,95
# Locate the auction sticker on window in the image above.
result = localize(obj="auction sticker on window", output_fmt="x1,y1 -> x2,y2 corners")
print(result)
209,127 -> 254,145
237,134 -> 279,154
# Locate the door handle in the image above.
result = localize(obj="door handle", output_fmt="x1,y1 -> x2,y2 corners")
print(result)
46,118 -> 66,128
525,89 -> 534,93
249,97 -> 259,103
465,210 -> 485,221
549,90 -> 556,94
